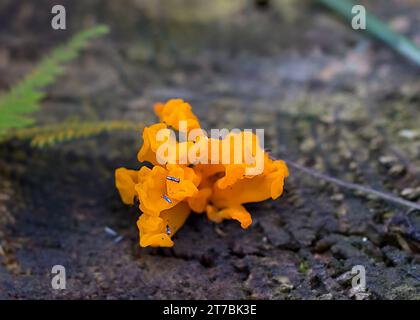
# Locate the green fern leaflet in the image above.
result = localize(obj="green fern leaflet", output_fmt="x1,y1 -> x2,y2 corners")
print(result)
0,25 -> 109,138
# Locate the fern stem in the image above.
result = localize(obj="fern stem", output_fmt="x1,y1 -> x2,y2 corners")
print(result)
2,120 -> 143,148
319,0 -> 420,66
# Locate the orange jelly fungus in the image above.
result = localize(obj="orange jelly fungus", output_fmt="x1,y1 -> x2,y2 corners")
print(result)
115,99 -> 288,247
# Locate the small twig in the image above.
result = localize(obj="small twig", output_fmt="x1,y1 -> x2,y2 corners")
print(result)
284,159 -> 420,210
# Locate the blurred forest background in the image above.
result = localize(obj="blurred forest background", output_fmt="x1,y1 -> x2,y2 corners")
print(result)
0,0 -> 419,299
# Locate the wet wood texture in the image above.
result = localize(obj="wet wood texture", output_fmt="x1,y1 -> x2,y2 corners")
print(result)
0,0 -> 419,299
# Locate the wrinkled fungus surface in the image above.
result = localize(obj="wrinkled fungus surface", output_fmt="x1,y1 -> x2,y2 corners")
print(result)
116,99 -> 288,247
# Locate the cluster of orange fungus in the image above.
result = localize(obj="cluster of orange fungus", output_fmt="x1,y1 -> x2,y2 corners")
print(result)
115,99 -> 289,247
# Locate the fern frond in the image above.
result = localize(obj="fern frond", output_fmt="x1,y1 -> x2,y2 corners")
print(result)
0,25 -> 109,137
4,120 -> 142,148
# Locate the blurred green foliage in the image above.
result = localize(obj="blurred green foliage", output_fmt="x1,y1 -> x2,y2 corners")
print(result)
5,119 -> 143,148
0,25 -> 109,139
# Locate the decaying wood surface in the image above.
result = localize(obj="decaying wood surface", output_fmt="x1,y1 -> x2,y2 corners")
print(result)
0,0 -> 419,299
